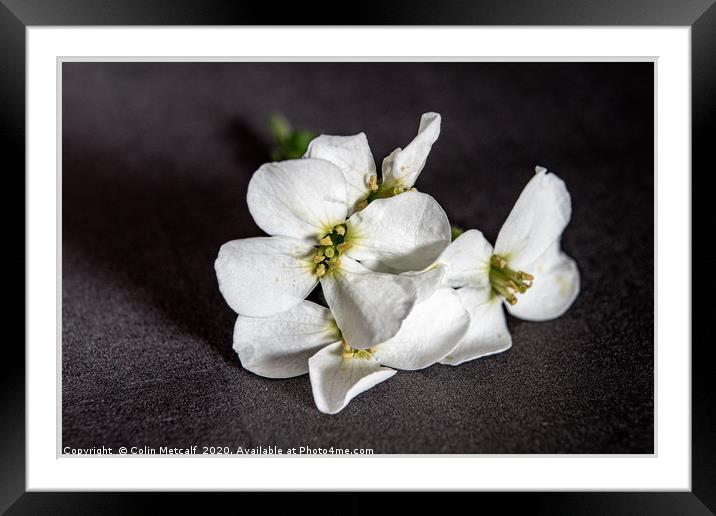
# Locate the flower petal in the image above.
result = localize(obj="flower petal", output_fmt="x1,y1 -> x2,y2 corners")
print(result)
440,287 -> 512,366
381,112 -> 441,188
493,167 -> 572,269
304,133 -> 376,213
506,242 -> 580,321
321,257 -> 418,349
375,288 -> 470,370
352,257 -> 400,274
345,191 -> 451,272
381,148 -> 399,180
435,229 -> 493,289
247,158 -> 348,241
309,342 -> 396,414
215,236 -> 317,317
400,264 -> 447,302
233,301 -> 339,378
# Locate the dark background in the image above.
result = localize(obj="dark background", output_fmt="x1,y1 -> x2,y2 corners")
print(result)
62,62 -> 653,454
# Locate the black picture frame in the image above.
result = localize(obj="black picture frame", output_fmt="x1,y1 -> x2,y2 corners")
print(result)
3,0 -> 710,512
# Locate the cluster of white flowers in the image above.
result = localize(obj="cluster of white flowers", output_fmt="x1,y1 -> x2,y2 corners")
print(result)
215,113 -> 579,414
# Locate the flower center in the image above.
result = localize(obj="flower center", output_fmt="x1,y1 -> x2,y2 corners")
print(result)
489,254 -> 534,305
341,341 -> 377,360
313,224 -> 351,277
355,175 -> 416,211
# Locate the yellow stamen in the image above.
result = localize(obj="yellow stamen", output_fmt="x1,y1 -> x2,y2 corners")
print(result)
341,341 -> 355,359
491,255 -> 507,269
315,263 -> 326,277
319,236 -> 333,246
368,175 -> 379,192
313,255 -> 325,263
336,242 -> 352,253
340,341 -> 376,360
335,225 -> 346,236
489,254 -> 534,305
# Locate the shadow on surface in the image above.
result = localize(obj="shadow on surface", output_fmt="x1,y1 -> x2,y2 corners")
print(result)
62,118 -> 272,366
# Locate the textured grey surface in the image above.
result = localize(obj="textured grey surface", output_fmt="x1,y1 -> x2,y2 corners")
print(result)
62,62 -> 653,453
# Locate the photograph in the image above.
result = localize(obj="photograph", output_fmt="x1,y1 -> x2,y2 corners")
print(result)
61,61 -> 654,455
4,0 -> 710,508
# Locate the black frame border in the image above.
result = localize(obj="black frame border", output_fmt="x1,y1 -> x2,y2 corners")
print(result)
4,0 -> 711,513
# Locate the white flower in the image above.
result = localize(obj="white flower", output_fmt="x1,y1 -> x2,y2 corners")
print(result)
215,157 -> 451,347
434,167 -> 580,365
305,112 -> 441,213
232,285 -> 470,414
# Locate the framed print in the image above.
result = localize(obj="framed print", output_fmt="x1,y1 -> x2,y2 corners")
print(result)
4,0 -> 712,512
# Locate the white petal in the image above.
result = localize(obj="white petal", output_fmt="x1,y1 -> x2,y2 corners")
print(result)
247,158 -> 348,241
440,287 -> 512,366
233,301 -> 339,378
353,257 -> 400,274
400,264 -> 447,302
304,133 -> 376,213
381,148 -> 399,180
381,112 -> 441,188
309,342 -> 396,414
435,229 -> 493,289
321,257 -> 418,349
215,237 -> 317,317
345,191 -> 451,272
375,288 -> 470,370
506,241 -> 580,321
493,167 -> 572,269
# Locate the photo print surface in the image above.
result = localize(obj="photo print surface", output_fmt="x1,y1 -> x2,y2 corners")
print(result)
62,62 -> 654,454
